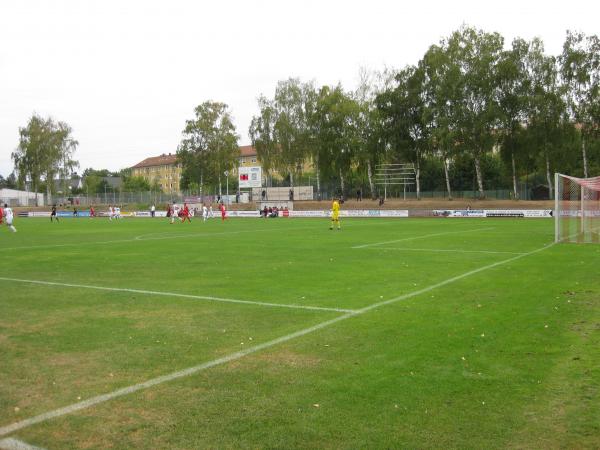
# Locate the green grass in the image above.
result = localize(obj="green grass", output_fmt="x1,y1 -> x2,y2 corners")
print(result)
0,216 -> 598,449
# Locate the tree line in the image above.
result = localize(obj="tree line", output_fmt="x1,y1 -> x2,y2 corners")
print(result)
245,26 -> 600,199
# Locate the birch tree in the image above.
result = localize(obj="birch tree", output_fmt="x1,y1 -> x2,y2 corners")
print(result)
448,26 -> 503,198
497,38 -> 531,199
560,31 -> 600,178
178,101 -> 239,194
11,115 -> 79,204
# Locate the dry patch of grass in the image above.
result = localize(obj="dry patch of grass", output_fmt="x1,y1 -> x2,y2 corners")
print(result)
226,348 -> 322,372
508,292 -> 600,449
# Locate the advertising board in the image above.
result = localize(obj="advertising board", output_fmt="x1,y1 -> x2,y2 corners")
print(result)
289,210 -> 408,218
56,211 -> 91,217
433,209 -> 552,218
228,210 -> 261,217
238,166 -> 262,188
288,210 -> 329,218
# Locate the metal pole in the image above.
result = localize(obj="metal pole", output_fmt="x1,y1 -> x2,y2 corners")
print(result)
384,170 -> 387,201
554,172 -> 559,243
581,184 -> 585,236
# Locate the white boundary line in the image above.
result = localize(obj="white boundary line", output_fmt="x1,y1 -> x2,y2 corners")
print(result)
358,247 -> 526,255
0,225 -> 320,251
0,241 -> 554,438
351,227 -> 496,248
0,277 -> 354,314
1,220 -> 401,252
0,438 -> 45,450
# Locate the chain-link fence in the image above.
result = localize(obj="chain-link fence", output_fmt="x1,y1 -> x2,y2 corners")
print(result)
41,185 -> 537,209
17,171 -> 550,208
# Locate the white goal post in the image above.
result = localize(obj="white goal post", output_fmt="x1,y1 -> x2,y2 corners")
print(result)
555,173 -> 600,243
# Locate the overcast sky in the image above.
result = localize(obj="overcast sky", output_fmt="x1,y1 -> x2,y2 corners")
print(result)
1,0 -> 598,178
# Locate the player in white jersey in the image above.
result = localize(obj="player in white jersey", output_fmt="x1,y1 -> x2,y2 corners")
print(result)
202,204 -> 208,222
171,204 -> 179,224
115,206 -> 121,219
108,205 -> 114,221
209,205 -> 214,218
2,204 -> 17,232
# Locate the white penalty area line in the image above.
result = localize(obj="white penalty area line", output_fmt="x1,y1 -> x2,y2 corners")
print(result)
0,241 -> 555,438
0,277 -> 355,314
359,247 -> 526,255
0,438 -> 45,450
1,220 -> 402,252
2,222 -> 322,251
0,224 -> 323,252
351,227 -> 496,249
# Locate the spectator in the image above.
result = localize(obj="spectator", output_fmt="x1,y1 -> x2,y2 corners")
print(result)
357,188 -> 362,201
289,188 -> 294,201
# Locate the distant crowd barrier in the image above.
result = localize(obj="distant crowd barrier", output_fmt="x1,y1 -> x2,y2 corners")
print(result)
20,209 -> 554,218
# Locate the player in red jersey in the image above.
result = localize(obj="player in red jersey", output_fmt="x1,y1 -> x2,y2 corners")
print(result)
219,202 -> 227,221
0,205 -> 3,225
89,205 -> 96,218
181,203 -> 192,223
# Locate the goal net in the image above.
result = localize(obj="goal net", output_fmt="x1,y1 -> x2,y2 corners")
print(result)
555,173 -> 600,243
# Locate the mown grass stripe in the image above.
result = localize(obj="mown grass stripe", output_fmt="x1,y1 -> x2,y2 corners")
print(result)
0,241 -> 554,438
351,227 -> 496,248
358,247 -> 526,255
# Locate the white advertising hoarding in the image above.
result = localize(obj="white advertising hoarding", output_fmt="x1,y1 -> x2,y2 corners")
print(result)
433,209 -> 553,218
238,166 -> 262,188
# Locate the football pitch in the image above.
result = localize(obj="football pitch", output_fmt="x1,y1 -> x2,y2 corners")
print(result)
0,216 -> 598,449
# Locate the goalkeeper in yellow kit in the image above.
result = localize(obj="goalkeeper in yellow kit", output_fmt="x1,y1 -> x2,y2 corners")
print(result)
330,198 -> 341,230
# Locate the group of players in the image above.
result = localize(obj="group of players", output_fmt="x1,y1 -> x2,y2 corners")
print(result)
50,204 -> 98,222
3,198 -> 340,233
167,202 -> 227,223
47,202 -> 228,223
